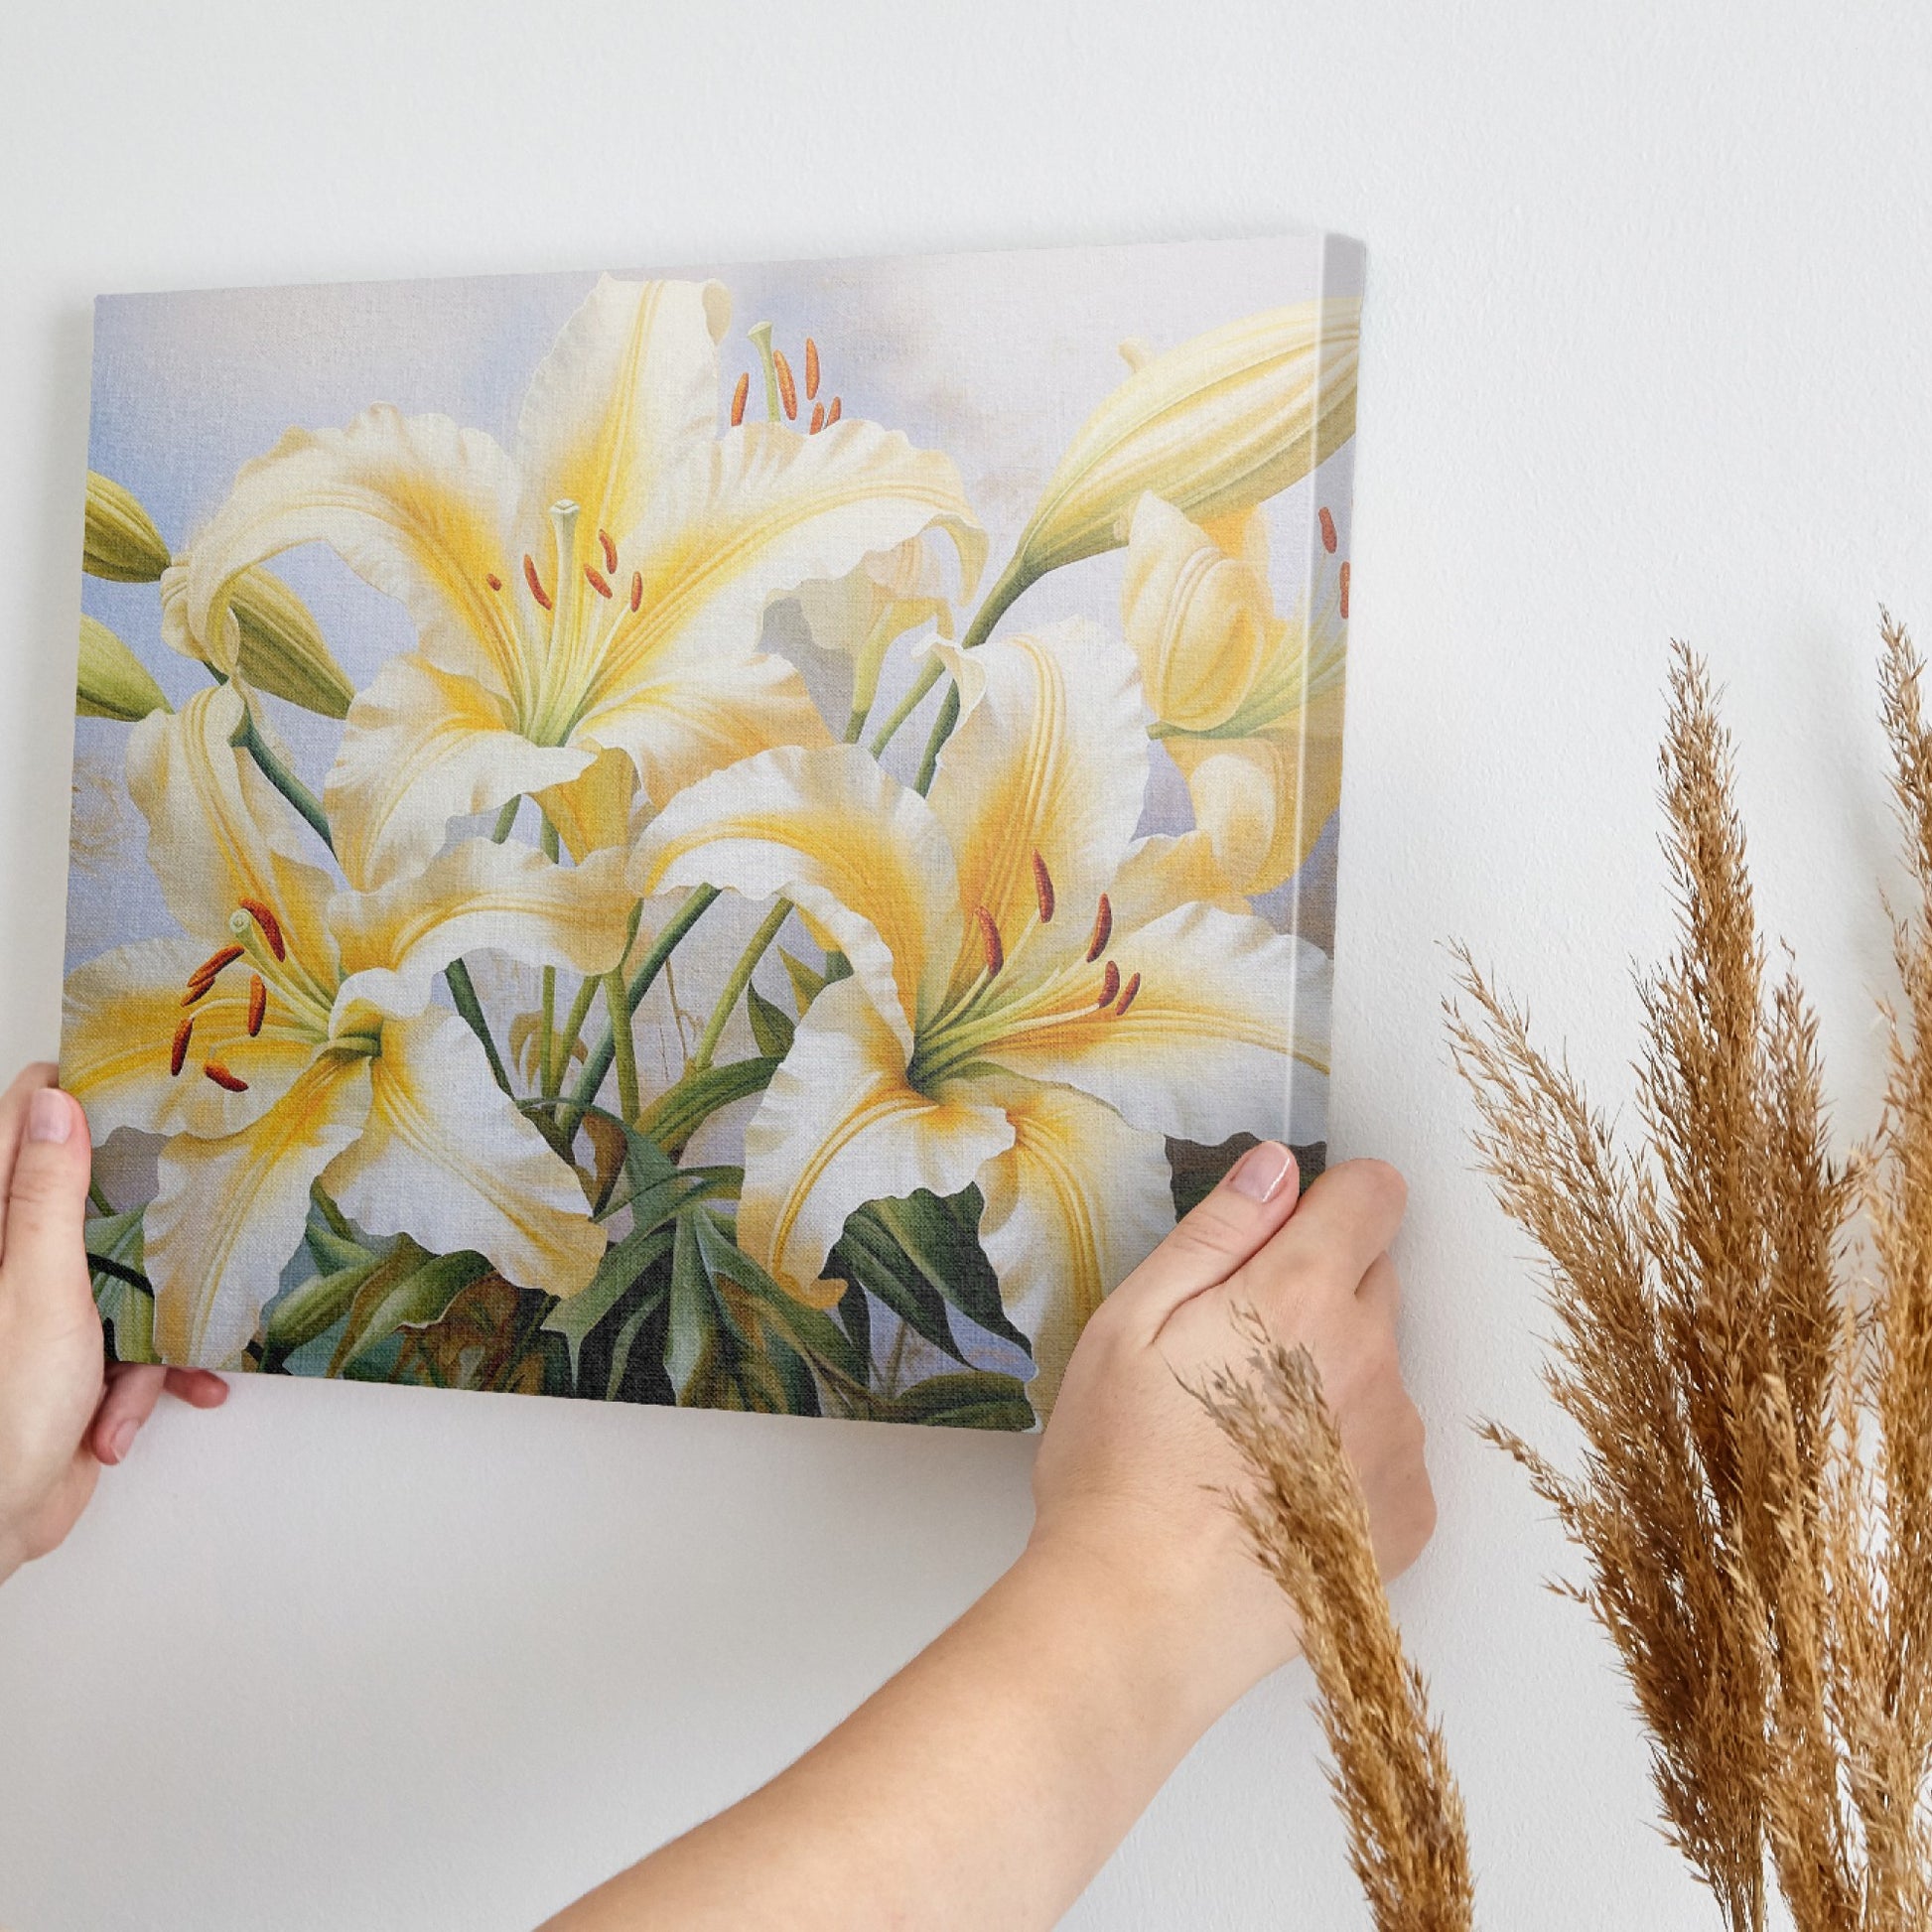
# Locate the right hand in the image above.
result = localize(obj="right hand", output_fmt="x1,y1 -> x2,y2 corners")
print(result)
1028,1145 -> 1435,1722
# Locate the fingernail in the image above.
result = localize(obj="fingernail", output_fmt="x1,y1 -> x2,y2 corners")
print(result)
1228,1141 -> 1293,1202
27,1089 -> 71,1145
107,1419 -> 137,1464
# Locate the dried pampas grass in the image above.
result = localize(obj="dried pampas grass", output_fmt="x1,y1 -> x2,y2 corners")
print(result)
1201,1315 -> 1475,1932
1447,618 -> 1932,1930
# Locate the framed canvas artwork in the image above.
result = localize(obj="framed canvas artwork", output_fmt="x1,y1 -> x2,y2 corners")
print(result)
63,232 -> 1361,1428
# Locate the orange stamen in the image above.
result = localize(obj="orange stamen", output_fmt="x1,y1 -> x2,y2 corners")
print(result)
187,943 -> 244,994
1084,894 -> 1112,963
1096,961 -> 1120,1009
170,1017 -> 194,1077
1339,561 -> 1350,620
731,371 -> 750,427
1032,852 -> 1055,922
809,401 -> 825,434
599,528 -> 618,573
804,337 -> 820,400
825,396 -> 842,426
237,897 -> 285,961
629,570 -> 642,612
1318,506 -> 1337,554
586,564 -> 614,599
523,554 -> 553,612
773,349 -> 798,421
485,571 -> 503,592
974,905 -> 1005,978
247,974 -> 267,1037
1114,971 -> 1142,1019
203,1062 -> 248,1094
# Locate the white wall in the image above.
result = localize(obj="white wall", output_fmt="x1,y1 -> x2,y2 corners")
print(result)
2,3 -> 1929,1925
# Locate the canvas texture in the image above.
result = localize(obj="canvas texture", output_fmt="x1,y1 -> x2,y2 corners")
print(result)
61,234 -> 1361,1429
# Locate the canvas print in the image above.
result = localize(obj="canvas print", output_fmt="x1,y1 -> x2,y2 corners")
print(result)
62,233 -> 1361,1428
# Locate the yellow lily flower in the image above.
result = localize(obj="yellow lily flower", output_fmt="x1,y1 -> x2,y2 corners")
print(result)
63,685 -> 633,1365
632,622 -> 1329,1410
165,275 -> 983,891
1121,492 -> 1347,897
964,299 -> 1359,647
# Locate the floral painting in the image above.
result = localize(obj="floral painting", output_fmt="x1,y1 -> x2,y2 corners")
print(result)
62,235 -> 1360,1428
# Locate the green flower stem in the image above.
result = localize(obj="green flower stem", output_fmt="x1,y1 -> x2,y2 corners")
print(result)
693,898 -> 792,1072
489,796 -> 521,842
899,564 -> 1035,791
913,684 -> 959,796
561,886 -> 720,1140
87,1179 -> 113,1217
539,815 -> 562,1096
446,958 -> 513,1097
553,900 -> 642,1083
235,706 -> 334,853
606,970 -> 641,1123
866,661 -> 943,758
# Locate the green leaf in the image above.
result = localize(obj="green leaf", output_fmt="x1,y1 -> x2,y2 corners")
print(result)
87,1207 -> 155,1363
261,1259 -> 380,1371
874,1371 -> 1036,1431
828,1208 -> 962,1361
637,1056 -> 779,1156
542,1220 -> 674,1380
778,948 -> 827,1012
327,1240 -> 491,1375
691,1209 -> 864,1391
746,983 -> 795,1058
873,1187 -> 1029,1354
665,1215 -> 716,1401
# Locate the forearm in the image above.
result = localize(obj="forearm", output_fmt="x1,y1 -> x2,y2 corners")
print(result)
542,1542 -> 1237,1931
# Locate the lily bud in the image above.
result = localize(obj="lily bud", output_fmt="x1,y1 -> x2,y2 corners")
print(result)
160,563 -> 355,719
967,299 -> 1359,648
82,472 -> 171,583
76,614 -> 172,721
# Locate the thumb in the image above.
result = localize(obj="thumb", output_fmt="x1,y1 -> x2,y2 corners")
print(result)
1,1084 -> 95,1326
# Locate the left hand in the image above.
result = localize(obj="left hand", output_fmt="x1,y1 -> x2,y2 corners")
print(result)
0,1062 -> 226,1584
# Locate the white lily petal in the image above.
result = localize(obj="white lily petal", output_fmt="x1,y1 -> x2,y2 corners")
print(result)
322,1011 -> 606,1298
1169,704 -> 1345,897
925,621 -> 1149,988
972,1074 -> 1174,1420
147,1051 -> 374,1366
330,840 -> 634,1020
584,418 -> 983,728
129,683 -> 339,976
513,276 -> 730,585
632,744 -> 961,1049
64,937 -> 322,1142
323,652 -> 595,892
980,901 -> 1332,1147
740,977 -> 1013,1307
181,403 -> 527,699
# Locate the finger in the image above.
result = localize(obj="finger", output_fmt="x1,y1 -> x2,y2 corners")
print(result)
1,1084 -> 95,1326
0,1062 -> 61,1260
1355,1252 -> 1402,1320
1107,1141 -> 1301,1335
93,1363 -> 167,1464
164,1367 -> 229,1409
1243,1159 -> 1408,1306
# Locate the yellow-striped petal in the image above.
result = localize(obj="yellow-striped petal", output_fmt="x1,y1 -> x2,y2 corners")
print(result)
321,1011 -> 606,1298
971,1073 -> 1174,1419
129,684 -> 339,980
330,837 -> 634,1022
925,622 -> 1148,991
632,744 -> 959,1049
323,652 -> 595,892
512,276 -> 731,595
1120,493 -> 1274,734
978,899 -> 1331,1148
180,403 -> 528,700
64,937 -> 324,1143
581,417 -> 982,734
147,1050 -> 374,1365
739,977 -> 1013,1306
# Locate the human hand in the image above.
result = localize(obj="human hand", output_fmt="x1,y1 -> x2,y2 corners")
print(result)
1028,1146 -> 1434,1725
0,1063 -> 226,1584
